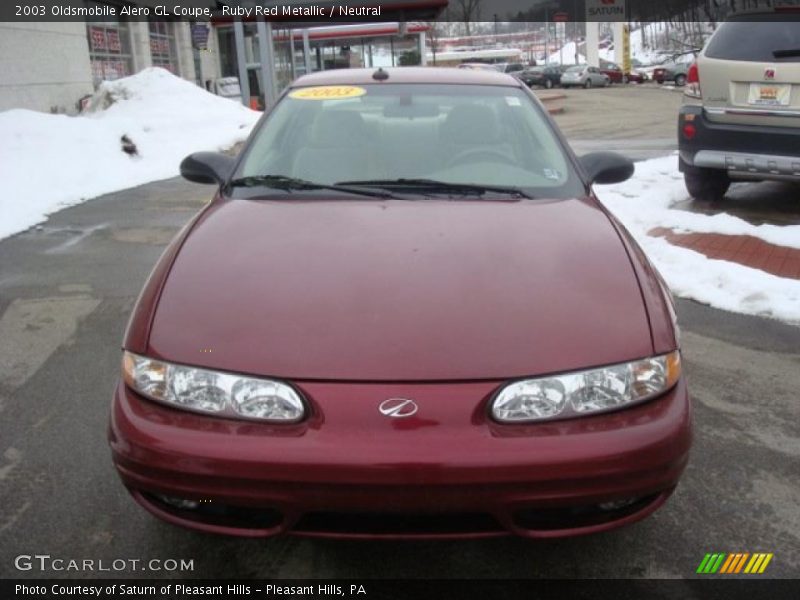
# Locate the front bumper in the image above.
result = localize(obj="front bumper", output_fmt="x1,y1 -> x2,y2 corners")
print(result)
109,377 -> 691,539
678,105 -> 800,180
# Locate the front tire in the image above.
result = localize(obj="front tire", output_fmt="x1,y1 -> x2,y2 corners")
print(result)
584,79 -> 592,89
675,74 -> 687,87
683,162 -> 731,201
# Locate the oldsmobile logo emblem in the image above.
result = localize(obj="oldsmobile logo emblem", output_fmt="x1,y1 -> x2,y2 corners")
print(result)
378,398 -> 418,418
765,68 -> 776,80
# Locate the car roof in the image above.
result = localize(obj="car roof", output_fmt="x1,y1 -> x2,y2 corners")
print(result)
290,67 -> 522,88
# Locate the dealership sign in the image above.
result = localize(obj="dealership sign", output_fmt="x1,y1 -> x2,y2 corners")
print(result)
586,0 -> 626,21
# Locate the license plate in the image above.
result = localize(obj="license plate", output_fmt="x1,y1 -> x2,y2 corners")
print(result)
748,83 -> 791,106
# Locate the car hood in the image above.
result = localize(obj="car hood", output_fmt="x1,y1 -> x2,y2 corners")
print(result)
147,196 -> 653,381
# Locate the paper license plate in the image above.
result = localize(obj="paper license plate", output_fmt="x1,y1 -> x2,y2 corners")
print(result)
748,83 -> 791,107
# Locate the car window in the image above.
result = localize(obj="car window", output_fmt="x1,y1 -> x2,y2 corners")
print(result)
705,21 -> 800,62
236,83 -> 584,198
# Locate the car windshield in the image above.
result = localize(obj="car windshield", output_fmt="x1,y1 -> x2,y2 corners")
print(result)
566,66 -> 584,73
234,83 -> 583,199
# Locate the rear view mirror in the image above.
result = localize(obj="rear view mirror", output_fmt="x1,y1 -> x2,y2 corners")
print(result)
180,152 -> 236,185
579,152 -> 635,185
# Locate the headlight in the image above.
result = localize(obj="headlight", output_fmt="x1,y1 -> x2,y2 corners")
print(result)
491,351 -> 681,423
122,351 -> 305,422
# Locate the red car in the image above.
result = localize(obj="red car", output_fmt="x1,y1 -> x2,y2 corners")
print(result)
601,62 -> 646,84
110,67 -> 691,539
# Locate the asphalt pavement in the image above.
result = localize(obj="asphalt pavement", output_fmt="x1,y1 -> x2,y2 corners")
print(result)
0,85 -> 798,581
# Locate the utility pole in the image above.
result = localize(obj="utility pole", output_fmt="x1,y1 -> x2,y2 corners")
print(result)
544,8 -> 549,64
574,0 -> 579,64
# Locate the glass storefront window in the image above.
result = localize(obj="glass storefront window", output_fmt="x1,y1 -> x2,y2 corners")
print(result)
85,2 -> 133,86
149,21 -> 178,73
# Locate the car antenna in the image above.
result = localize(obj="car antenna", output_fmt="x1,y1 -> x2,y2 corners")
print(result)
373,67 -> 389,81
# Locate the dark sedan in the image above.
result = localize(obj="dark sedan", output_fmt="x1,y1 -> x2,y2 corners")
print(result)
110,67 -> 690,540
518,65 -> 562,89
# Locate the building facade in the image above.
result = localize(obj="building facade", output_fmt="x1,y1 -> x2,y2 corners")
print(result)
0,11 -> 212,113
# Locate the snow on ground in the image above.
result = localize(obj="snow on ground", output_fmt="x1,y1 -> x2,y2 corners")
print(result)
0,68 -> 260,241
598,155 -> 800,324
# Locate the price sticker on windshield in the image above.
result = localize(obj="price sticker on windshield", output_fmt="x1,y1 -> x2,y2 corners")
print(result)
289,86 -> 367,100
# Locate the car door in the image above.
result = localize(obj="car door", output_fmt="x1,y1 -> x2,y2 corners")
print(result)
698,20 -> 800,129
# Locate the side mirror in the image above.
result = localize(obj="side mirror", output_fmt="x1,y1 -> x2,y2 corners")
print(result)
579,152 -> 635,185
180,152 -> 236,185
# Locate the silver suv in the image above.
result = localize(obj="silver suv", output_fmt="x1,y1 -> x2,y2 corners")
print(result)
678,16 -> 800,201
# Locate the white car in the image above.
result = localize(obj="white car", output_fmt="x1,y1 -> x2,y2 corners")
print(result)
560,65 -> 610,89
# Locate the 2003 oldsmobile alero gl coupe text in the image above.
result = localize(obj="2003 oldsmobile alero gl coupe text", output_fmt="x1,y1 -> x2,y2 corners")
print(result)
109,67 -> 691,539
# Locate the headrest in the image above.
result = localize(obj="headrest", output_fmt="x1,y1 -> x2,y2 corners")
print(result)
440,104 -> 501,145
310,111 -> 368,147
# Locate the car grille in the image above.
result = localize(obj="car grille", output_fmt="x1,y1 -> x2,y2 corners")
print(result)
292,511 -> 504,536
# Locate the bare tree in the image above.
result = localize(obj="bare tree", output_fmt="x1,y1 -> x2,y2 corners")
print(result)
453,0 -> 483,38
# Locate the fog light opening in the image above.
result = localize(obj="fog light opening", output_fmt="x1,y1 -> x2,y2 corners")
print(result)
157,494 -> 200,510
598,497 -> 640,511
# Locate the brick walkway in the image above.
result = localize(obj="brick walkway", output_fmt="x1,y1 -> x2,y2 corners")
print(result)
649,227 -> 800,280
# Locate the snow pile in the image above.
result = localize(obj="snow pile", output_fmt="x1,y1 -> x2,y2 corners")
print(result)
545,41 -> 586,65
599,155 -> 800,323
0,68 -> 260,241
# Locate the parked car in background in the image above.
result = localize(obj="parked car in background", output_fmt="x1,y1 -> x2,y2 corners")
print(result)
493,62 -> 526,75
517,65 -> 562,89
599,62 -> 647,84
561,65 -> 609,89
457,63 -> 498,71
654,62 -> 690,86
679,16 -> 800,201
627,70 -> 648,84
600,62 -> 627,84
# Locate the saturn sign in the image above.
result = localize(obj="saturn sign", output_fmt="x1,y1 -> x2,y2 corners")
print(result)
586,0 -> 626,21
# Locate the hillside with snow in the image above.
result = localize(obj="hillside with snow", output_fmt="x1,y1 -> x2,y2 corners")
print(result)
0,68 -> 260,241
546,22 -> 715,66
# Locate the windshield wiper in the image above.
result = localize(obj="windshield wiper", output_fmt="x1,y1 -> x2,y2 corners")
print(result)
773,48 -> 800,59
228,175 -> 398,199
336,178 -> 531,199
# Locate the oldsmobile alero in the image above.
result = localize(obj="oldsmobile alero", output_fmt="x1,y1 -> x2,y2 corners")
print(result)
109,67 -> 691,539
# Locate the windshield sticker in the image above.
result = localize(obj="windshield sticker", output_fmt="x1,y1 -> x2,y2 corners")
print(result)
506,96 -> 522,106
289,86 -> 367,100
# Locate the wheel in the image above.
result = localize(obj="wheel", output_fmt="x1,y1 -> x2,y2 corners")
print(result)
584,79 -> 592,89
675,74 -> 687,87
682,162 -> 731,201
545,79 -> 553,89
622,75 -> 629,84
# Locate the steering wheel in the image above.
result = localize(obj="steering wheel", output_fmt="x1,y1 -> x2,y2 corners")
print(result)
446,148 -> 514,168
